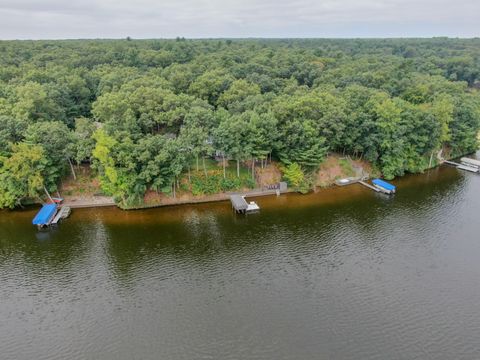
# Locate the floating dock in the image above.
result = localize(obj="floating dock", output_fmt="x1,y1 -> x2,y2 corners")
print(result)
457,164 -> 479,173
461,157 -> 480,169
230,195 -> 260,214
444,158 -> 480,173
359,180 -> 380,192
51,206 -> 71,226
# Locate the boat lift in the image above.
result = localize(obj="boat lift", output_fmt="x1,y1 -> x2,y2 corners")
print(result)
358,178 -> 396,195
32,204 -> 71,229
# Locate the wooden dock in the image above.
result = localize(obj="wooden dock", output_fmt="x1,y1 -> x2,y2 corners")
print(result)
358,181 -> 380,192
444,160 -> 461,167
443,160 -> 479,173
51,206 -> 71,226
230,195 -> 260,214
457,164 -> 479,173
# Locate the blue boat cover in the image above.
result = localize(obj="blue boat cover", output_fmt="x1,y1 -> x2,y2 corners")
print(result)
372,179 -> 396,191
32,204 -> 58,225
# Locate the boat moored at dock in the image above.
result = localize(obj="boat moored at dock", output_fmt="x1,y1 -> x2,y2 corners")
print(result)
335,177 -> 361,186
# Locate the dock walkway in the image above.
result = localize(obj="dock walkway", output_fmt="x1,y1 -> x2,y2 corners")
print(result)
230,195 -> 260,214
51,206 -> 71,225
443,159 -> 479,173
358,181 -> 380,192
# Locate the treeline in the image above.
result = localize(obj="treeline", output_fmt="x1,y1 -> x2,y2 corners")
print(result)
1,38 -> 479,208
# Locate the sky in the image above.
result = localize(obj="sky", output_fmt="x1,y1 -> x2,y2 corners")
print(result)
0,0 -> 479,40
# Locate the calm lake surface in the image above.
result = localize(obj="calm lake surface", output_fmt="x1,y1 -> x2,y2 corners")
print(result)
1,157 -> 480,360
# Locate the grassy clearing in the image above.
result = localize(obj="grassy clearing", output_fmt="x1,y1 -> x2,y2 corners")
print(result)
338,158 -> 356,177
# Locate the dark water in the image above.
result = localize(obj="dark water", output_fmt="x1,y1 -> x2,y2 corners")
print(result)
1,161 -> 480,360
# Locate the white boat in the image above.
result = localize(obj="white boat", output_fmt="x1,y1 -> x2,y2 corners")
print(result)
246,201 -> 260,212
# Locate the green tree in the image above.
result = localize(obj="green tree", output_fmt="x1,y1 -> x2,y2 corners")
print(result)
188,69 -> 234,106
24,121 -> 75,187
0,143 -> 46,208
217,79 -> 261,109
73,117 -> 96,164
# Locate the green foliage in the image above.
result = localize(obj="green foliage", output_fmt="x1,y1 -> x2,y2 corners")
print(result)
1,38 -> 480,207
0,143 -> 46,208
280,162 -> 310,193
190,171 -> 254,196
338,159 -> 355,177
217,79 -> 261,109
74,117 -> 96,163
24,121 -> 74,189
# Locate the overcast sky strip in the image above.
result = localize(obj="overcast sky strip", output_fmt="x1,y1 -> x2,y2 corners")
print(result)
0,0 -> 479,39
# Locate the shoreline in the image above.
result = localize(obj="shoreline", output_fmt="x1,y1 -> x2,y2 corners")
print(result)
31,154 -> 480,211
61,188 -> 293,210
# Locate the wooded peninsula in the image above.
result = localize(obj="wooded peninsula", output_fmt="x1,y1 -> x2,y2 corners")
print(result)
1,38 -> 479,209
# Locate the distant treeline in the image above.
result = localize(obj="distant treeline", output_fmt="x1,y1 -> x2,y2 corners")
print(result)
1,38 -> 479,207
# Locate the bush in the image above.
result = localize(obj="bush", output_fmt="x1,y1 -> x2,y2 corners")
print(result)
190,170 -> 255,196
280,162 -> 311,193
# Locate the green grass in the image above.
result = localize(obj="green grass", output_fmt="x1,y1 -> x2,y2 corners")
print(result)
338,159 -> 356,177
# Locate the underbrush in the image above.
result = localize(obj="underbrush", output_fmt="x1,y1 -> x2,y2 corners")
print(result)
186,170 -> 255,196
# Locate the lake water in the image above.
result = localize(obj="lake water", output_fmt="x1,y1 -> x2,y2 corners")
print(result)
1,158 -> 480,360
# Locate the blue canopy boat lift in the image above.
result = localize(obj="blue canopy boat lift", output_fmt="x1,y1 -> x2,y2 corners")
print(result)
358,178 -> 396,195
32,204 -> 58,229
32,203 -> 71,229
372,179 -> 396,194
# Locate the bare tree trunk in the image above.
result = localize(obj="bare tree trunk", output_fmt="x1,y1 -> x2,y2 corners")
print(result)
173,181 -> 176,198
203,157 -> 207,178
67,158 -> 76,180
196,155 -> 199,172
429,151 -> 434,168
222,155 -> 226,179
43,186 -> 54,203
188,166 -> 191,183
251,158 -> 255,181
237,159 -> 240,177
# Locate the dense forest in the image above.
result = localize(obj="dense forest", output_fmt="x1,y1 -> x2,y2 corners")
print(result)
1,38 -> 480,208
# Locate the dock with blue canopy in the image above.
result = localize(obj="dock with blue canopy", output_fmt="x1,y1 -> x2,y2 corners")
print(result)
372,179 -> 396,194
358,178 -> 396,194
32,204 -> 58,228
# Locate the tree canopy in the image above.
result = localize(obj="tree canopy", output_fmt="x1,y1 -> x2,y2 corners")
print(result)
0,38 -> 479,207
